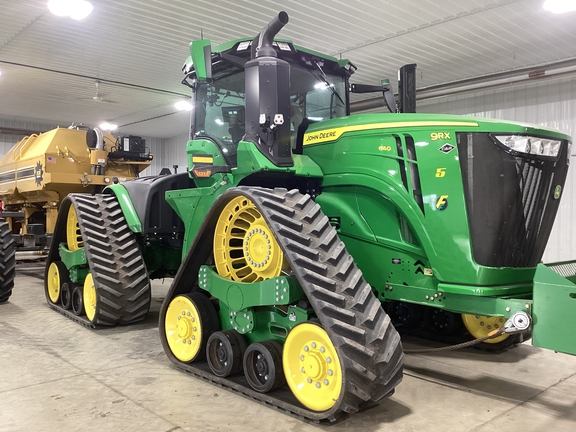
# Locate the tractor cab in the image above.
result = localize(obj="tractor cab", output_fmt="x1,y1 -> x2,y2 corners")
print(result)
182,36 -> 352,167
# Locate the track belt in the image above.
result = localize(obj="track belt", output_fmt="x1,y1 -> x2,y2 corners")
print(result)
45,194 -> 150,326
159,187 -> 404,422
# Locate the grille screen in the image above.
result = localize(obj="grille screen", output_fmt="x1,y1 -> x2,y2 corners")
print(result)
456,133 -> 569,268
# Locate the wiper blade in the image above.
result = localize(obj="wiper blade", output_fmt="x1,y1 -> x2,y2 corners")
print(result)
313,61 -> 345,106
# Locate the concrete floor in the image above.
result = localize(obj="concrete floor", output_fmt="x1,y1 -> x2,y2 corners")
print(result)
1,266 -> 576,432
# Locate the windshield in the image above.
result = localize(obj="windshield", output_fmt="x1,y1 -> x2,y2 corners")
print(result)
192,63 -> 347,165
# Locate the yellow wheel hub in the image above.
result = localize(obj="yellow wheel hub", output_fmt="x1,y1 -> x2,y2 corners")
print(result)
462,314 -> 509,344
165,295 -> 203,362
66,205 -> 83,252
84,273 -> 97,322
283,322 -> 342,412
47,262 -> 64,303
214,196 -> 285,282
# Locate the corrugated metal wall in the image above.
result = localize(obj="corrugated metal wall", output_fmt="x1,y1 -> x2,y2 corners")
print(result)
418,75 -> 576,262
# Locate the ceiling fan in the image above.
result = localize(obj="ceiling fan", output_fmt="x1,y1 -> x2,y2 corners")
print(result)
87,80 -> 117,103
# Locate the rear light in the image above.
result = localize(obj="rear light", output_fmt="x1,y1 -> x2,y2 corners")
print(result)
493,135 -> 561,159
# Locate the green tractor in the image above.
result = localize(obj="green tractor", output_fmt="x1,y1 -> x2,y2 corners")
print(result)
44,11 -> 576,421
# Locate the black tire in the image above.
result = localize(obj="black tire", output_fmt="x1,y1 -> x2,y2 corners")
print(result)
71,286 -> 85,316
61,282 -> 73,310
243,340 -> 286,393
0,222 -> 16,303
206,330 -> 247,377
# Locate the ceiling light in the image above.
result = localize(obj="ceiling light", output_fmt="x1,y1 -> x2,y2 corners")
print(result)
175,100 -> 192,111
47,0 -> 93,20
99,122 -> 118,131
543,0 -> 576,13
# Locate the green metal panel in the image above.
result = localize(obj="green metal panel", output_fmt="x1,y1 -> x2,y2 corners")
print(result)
533,264 -> 576,355
104,184 -> 142,232
58,243 -> 87,269
190,39 -> 212,81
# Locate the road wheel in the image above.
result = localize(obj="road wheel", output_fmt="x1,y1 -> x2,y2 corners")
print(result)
164,293 -> 219,363
47,261 -> 68,304
83,273 -> 97,322
71,285 -> 85,316
462,314 -> 509,344
61,282 -> 72,310
244,340 -> 286,393
206,330 -> 247,377
283,322 -> 342,412
214,195 -> 286,282
66,205 -> 83,251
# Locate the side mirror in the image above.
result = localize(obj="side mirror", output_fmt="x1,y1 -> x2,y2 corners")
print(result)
398,64 -> 417,113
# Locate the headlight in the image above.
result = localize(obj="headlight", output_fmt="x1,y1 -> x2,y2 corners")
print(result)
493,135 -> 562,158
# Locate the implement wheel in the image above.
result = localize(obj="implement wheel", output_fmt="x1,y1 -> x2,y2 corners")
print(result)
47,261 -> 69,304
165,293 -> 219,363
244,340 -> 286,393
214,195 -> 286,282
462,314 -> 509,344
283,322 -> 343,412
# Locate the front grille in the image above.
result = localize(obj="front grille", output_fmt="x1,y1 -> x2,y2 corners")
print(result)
457,132 -> 569,268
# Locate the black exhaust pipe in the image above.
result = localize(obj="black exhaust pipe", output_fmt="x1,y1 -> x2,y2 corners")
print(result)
251,11 -> 289,59
245,12 -> 293,167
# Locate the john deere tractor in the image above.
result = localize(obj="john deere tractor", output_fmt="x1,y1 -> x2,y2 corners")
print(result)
44,12 -> 576,421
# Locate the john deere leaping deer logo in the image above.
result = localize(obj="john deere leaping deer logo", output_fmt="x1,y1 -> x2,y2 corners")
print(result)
34,161 -> 43,186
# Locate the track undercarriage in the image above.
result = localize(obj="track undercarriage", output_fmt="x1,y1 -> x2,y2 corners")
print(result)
159,187 -> 404,421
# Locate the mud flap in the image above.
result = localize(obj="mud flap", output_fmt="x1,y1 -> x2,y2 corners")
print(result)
533,263 -> 576,355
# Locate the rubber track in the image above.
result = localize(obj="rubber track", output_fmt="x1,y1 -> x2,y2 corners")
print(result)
46,194 -> 151,325
0,222 -> 16,303
161,187 -> 404,422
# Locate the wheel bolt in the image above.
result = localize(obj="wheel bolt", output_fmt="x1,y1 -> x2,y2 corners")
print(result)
307,378 -> 312,383
191,336 -> 195,340
315,382 -> 321,388
303,345 -> 309,352
177,316 -> 181,320
300,355 -> 305,361
301,367 -> 305,373
326,357 -> 331,363
320,347 -> 325,353
327,370 -> 333,376
311,342 -> 316,349
323,379 -> 329,385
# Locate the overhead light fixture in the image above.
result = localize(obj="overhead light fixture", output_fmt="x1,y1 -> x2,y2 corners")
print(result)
99,122 -> 118,131
543,0 -> 576,13
47,0 -> 93,20
175,100 -> 193,111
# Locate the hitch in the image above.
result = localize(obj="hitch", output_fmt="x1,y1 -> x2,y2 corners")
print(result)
504,311 -> 531,334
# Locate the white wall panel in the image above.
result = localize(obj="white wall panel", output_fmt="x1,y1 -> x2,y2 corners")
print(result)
419,75 -> 576,262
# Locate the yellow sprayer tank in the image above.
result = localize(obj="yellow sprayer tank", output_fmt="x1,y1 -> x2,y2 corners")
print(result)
0,126 -> 152,248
